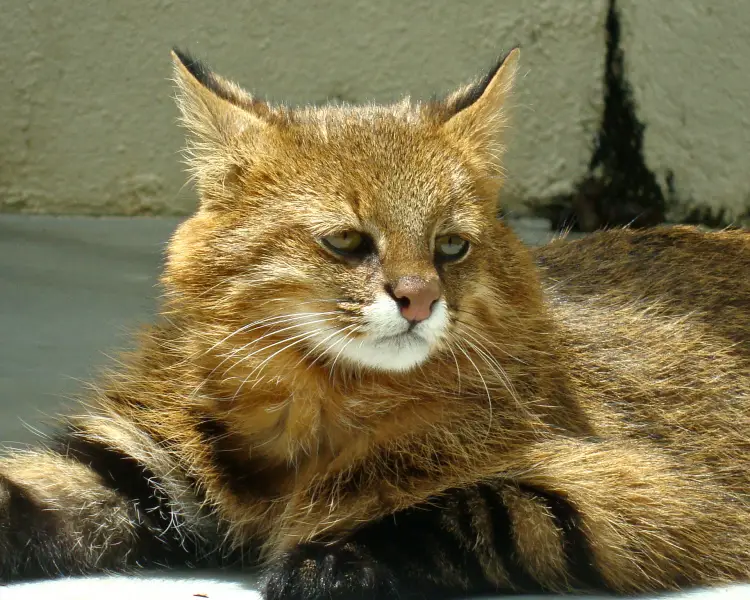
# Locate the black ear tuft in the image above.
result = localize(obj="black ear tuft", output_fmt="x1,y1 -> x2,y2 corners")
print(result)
451,46 -> 521,115
172,47 -> 235,104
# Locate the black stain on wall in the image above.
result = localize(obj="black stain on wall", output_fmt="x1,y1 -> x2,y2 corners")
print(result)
540,0 -> 667,232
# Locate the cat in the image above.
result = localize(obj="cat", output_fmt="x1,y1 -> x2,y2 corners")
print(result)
1,46 -> 749,600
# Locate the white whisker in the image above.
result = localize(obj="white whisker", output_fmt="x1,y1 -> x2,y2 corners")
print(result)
454,340 -> 493,441
214,312 -> 339,354
297,324 -> 361,370
231,329 -> 325,401
446,344 -> 462,394
460,330 -> 524,413
223,320 -> 337,377
187,313 -> 340,399
328,327 -> 362,381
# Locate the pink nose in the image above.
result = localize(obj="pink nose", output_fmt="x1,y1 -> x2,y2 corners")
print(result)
391,276 -> 441,323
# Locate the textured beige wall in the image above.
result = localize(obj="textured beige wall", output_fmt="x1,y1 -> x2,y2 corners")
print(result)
0,1 -> 606,215
620,1 -> 750,222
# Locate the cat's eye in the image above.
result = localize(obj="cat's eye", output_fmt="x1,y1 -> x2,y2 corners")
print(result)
435,235 -> 469,262
321,231 -> 370,258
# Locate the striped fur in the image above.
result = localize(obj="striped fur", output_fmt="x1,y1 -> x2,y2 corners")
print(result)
1,49 -> 750,600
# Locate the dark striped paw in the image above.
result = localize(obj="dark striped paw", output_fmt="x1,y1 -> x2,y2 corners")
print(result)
263,541 -> 401,600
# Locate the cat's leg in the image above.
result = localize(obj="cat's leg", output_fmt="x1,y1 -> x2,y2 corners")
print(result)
263,484 -> 535,600
263,439 -> 750,600
0,439 -> 193,581
513,438 -> 750,592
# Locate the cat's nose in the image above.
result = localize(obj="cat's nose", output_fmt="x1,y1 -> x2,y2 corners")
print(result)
390,276 -> 441,323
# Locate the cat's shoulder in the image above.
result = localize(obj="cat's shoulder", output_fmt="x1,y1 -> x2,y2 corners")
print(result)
532,225 -> 749,277
530,225 -> 750,328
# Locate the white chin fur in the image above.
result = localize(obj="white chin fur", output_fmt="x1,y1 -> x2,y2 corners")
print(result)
310,294 -> 449,372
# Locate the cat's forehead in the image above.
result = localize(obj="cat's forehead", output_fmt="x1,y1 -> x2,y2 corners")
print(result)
290,108 -> 474,198
295,105 -> 450,161
266,111 -> 480,236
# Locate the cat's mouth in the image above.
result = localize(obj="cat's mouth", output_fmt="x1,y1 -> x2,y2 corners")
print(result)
337,305 -> 447,372
372,329 -> 427,347
302,298 -> 448,372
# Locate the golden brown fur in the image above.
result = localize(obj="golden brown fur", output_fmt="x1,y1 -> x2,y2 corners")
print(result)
0,48 -> 748,599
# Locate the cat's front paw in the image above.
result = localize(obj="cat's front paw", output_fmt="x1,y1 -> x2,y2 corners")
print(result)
263,542 -> 401,600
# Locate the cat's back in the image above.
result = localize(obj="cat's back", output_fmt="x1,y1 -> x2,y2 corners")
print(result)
532,225 -> 750,346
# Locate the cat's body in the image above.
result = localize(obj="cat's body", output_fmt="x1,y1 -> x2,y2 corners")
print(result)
1,49 -> 749,599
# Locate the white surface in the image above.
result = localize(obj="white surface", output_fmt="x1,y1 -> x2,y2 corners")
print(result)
3,571 -> 750,600
2,571 -> 261,600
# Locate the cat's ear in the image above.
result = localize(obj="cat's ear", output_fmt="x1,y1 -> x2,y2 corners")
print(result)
441,48 -> 520,161
171,49 -> 274,207
171,48 -> 269,145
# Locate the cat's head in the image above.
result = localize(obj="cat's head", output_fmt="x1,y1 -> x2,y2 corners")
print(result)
164,48 -> 523,376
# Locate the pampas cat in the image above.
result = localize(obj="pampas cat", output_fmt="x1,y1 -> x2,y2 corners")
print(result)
1,47 -> 749,600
